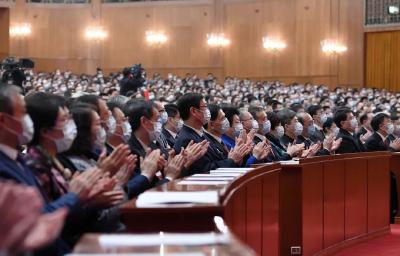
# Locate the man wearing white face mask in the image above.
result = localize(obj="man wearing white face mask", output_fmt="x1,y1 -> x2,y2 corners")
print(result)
364,113 -> 400,152
126,99 -> 206,181
161,104 -> 182,148
307,105 -> 327,143
175,93 -> 242,176
204,105 -> 234,158
334,107 -> 366,154
278,109 -> 305,152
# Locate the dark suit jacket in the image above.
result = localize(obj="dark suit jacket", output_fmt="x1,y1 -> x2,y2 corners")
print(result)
280,134 -> 295,149
310,128 -> 325,143
161,128 -> 176,149
364,132 -> 395,152
204,132 -> 229,159
174,125 -> 236,177
265,134 -> 292,161
127,134 -> 168,197
355,126 -> 369,140
296,135 -> 330,156
335,128 -> 365,154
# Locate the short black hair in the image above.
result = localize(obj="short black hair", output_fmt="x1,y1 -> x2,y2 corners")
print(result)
74,95 -> 100,114
125,99 -> 155,132
370,113 -> 390,132
277,109 -> 296,127
290,103 -> 304,113
323,117 -> 334,134
248,106 -> 264,120
267,111 -> 281,130
307,105 -> 322,117
359,113 -> 369,125
26,92 -> 66,146
333,107 -> 352,128
177,93 -> 204,121
164,103 -> 179,118
222,105 -> 240,126
208,104 -> 221,121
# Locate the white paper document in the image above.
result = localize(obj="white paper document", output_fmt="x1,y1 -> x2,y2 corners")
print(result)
136,191 -> 219,207
186,176 -> 234,181
98,233 -> 231,248
177,180 -> 230,186
216,167 -> 253,171
279,160 -> 299,165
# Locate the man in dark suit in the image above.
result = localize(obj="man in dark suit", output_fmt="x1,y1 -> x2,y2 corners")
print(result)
364,113 -> 400,152
161,103 -> 182,149
125,99 -> 181,182
277,109 -> 303,149
174,93 -> 243,176
334,107 -> 367,154
307,105 -> 327,143
355,113 -> 373,141
364,113 -> 400,224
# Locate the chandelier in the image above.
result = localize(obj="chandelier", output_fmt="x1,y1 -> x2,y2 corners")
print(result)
207,33 -> 231,48
262,37 -> 286,52
145,31 -> 168,46
10,23 -> 31,37
85,27 -> 108,41
321,40 -> 348,55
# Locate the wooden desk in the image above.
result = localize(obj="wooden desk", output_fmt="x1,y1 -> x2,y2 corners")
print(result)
278,152 -> 391,256
71,232 -> 256,255
390,152 -> 400,221
119,164 -> 281,256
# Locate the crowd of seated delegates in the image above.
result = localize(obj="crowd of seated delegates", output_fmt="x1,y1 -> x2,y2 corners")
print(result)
3,70 -> 400,255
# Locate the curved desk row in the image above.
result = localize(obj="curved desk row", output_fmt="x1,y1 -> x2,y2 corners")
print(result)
114,152 -> 391,256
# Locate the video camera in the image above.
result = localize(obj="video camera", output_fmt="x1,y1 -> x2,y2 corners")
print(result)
129,63 -> 145,79
1,57 -> 34,90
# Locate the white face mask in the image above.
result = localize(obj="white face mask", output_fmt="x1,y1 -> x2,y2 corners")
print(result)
262,120 -> 271,134
252,120 -> 259,130
121,121 -> 132,142
4,114 -> 35,145
203,108 -> 211,125
176,119 -> 184,132
159,111 -> 168,125
387,123 -> 395,135
220,118 -> 230,134
51,119 -> 77,153
94,127 -> 107,150
276,125 -> 285,138
320,113 -> 328,124
149,121 -> 162,142
332,127 -> 340,137
350,118 -> 358,130
234,123 -> 243,137
107,115 -> 116,135
294,122 -> 303,136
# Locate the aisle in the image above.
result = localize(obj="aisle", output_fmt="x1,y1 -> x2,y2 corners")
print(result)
336,225 -> 400,256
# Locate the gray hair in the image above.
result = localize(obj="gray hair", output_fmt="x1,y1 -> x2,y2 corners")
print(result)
0,84 -> 21,115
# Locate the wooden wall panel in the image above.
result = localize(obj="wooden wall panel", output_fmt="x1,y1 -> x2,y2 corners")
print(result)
0,8 -> 9,59
8,0 -> 365,87
365,30 -> 400,91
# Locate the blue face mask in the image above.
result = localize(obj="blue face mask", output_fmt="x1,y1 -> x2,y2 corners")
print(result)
159,111 -> 168,125
262,120 -> 271,134
308,124 -> 316,136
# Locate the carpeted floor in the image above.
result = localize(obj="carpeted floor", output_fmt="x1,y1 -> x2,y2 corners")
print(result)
335,225 -> 400,255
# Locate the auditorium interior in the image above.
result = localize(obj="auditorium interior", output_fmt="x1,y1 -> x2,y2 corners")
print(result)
2,0 -> 400,255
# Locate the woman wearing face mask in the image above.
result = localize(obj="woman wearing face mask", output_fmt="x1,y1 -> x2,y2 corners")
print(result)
106,101 -> 131,147
62,105 -> 106,172
25,93 -> 78,200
